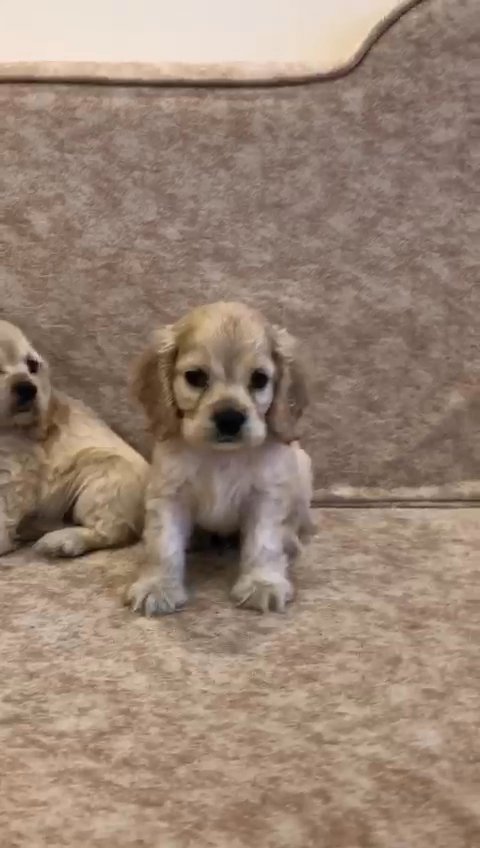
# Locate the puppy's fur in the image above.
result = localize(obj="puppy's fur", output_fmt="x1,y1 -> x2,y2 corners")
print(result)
127,302 -> 313,615
0,321 -> 148,558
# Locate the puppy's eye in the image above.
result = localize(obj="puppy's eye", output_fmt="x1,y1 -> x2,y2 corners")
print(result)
26,356 -> 40,374
250,369 -> 269,391
185,368 -> 209,389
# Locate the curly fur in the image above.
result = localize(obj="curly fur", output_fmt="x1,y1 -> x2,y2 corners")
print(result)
127,302 -> 314,615
0,321 -> 148,558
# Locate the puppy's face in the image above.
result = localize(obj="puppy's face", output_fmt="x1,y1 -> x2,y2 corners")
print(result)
134,302 -> 308,450
174,307 -> 275,449
0,321 -> 51,431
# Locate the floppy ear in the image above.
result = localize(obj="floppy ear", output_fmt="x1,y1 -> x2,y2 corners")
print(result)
267,326 -> 309,443
131,326 -> 179,440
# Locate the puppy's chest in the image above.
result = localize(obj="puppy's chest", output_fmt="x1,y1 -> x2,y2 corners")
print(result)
187,461 -> 253,534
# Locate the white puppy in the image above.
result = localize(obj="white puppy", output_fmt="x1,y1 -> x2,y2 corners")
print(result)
0,320 -> 148,558
127,302 -> 313,615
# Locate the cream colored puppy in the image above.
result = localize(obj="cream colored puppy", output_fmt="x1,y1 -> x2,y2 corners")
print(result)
127,302 -> 313,615
0,320 -> 148,558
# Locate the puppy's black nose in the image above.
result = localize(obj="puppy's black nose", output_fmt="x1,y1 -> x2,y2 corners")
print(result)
12,380 -> 37,405
213,408 -> 247,439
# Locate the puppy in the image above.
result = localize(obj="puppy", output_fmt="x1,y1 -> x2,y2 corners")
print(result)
127,302 -> 313,615
0,320 -> 148,558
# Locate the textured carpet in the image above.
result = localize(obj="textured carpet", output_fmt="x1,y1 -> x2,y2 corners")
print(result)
0,0 -> 420,84
1,0 -> 478,498
1,4 -> 479,842
1,507 -> 479,847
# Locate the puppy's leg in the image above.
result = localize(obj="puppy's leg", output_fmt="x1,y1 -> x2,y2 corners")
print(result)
34,525 -> 120,558
231,496 -> 293,613
126,497 -> 190,616
294,443 -> 315,542
34,458 -> 144,558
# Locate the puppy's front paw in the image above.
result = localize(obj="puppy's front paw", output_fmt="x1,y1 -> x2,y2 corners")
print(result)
126,577 -> 188,616
34,529 -> 87,558
231,572 -> 294,613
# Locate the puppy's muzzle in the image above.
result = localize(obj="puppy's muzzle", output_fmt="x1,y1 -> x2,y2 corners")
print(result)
212,407 -> 247,442
11,379 -> 37,409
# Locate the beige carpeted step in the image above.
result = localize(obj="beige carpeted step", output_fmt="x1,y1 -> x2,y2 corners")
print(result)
0,0 -> 422,84
2,507 -> 479,848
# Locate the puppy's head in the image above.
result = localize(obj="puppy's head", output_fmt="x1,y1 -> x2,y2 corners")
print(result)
133,302 -> 308,449
0,321 -> 51,432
